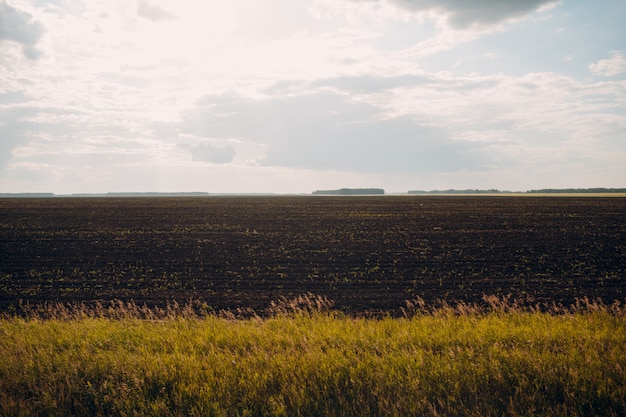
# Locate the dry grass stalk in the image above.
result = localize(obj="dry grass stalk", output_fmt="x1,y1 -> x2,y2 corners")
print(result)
2,293 -> 624,321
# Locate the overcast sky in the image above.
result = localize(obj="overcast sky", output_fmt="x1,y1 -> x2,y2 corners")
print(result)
1,0 -> 625,193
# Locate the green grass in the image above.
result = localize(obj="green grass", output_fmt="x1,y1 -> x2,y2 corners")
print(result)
1,299 -> 625,416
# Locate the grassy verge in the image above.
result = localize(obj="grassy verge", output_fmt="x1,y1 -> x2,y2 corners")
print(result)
1,297 -> 625,416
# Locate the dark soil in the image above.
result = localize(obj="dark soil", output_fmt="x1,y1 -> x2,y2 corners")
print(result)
1,196 -> 624,315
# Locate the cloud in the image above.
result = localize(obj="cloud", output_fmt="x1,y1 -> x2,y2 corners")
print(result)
0,105 -> 43,169
352,0 -> 558,29
0,0 -> 45,59
312,74 -> 432,93
181,142 -> 236,164
177,90 -> 486,173
137,0 -> 176,21
589,51 -> 626,77
314,73 -> 499,96
0,122 -> 24,168
0,91 -> 28,104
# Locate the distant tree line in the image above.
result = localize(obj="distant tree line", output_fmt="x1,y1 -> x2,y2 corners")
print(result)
313,188 -> 385,195
408,189 -> 505,195
0,192 -> 211,198
409,188 -> 626,195
0,193 -> 56,198
526,188 -> 626,194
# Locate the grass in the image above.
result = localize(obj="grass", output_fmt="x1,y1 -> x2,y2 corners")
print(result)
0,296 -> 625,416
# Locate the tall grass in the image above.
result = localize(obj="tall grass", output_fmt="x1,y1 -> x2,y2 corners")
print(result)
1,296 -> 624,416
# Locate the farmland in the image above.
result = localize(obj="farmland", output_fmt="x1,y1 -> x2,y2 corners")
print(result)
1,196 -> 624,315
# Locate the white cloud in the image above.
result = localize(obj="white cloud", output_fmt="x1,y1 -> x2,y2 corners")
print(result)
136,1 -> 176,21
178,140 -> 236,164
343,0 -> 559,29
174,90 -> 490,173
589,51 -> 626,77
0,0 -> 46,59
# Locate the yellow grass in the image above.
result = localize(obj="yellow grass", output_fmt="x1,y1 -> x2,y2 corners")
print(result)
1,297 -> 625,416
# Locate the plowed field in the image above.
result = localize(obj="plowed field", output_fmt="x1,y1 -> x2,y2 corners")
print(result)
1,196 -> 624,314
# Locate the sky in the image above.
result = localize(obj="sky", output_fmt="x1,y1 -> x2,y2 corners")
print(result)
1,0 -> 625,194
